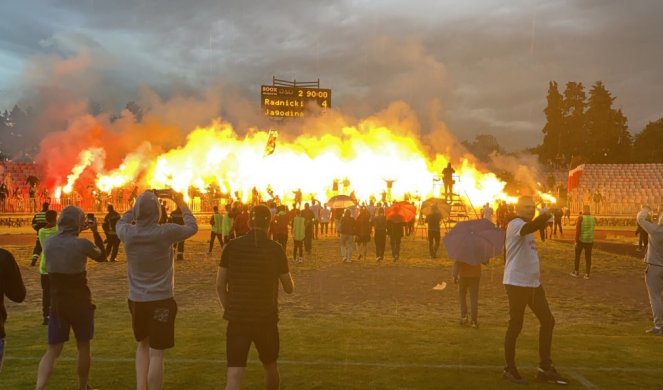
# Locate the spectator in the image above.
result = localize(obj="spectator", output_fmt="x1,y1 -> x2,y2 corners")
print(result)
355,206 -> 371,261
36,206 -> 106,390
373,208 -> 387,262
442,163 -> 455,200
552,207 -> 564,238
636,210 -> 652,253
208,206 -> 224,255
169,205 -> 186,261
292,209 -> 305,263
319,205 -> 331,237
339,209 -> 355,263
116,190 -> 198,390
37,210 -> 58,325
222,204 -> 235,244
233,204 -> 250,237
0,248 -> 26,373
481,203 -> 494,222
636,207 -> 663,335
301,203 -> 315,256
387,219 -> 404,261
502,196 -> 568,385
453,261 -> 482,328
425,206 -> 442,259
30,202 -> 50,266
216,204 -> 294,390
29,183 -> 38,213
272,206 -> 289,251
102,205 -> 121,262
571,205 -> 596,279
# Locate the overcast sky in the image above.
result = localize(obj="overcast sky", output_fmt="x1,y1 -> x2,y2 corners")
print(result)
1,0 -> 662,150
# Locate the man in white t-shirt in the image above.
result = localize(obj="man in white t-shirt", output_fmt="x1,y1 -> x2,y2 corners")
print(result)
502,196 -> 568,386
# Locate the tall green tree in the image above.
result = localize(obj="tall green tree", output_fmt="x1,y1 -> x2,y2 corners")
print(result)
540,81 -> 565,163
633,118 -> 663,163
562,81 -> 588,161
585,81 -> 631,162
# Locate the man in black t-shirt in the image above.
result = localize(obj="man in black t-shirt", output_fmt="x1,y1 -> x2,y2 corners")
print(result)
216,204 -> 294,390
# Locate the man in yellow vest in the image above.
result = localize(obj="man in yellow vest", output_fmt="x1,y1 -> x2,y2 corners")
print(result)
571,205 -> 596,279
208,206 -> 224,255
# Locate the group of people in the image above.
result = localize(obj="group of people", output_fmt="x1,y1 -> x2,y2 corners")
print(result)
0,182 -> 45,213
2,189 -> 663,389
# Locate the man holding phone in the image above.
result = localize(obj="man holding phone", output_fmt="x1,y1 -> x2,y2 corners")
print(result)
35,206 -> 107,390
116,189 -> 198,390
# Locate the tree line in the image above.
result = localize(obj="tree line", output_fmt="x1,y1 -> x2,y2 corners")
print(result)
538,81 -> 663,167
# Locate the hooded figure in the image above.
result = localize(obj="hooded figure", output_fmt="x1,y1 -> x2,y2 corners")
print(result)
116,191 -> 198,302
115,190 -> 198,390
36,206 -> 106,390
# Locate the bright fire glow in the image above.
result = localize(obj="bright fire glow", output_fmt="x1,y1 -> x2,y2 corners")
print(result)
47,121 -> 553,208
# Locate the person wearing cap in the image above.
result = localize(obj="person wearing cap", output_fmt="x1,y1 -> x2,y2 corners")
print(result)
637,206 -> 663,335
216,204 -> 294,390
116,190 -> 198,390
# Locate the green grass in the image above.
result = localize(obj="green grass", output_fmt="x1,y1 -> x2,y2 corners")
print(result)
1,235 -> 661,389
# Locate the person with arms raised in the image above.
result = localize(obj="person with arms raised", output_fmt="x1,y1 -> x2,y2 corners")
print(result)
117,189 -> 198,390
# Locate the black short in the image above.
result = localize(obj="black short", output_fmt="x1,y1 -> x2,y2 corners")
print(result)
128,298 -> 177,350
226,321 -> 279,367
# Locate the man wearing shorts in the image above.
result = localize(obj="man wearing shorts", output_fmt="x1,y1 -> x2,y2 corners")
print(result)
216,204 -> 294,390
36,206 -> 106,390
116,190 -> 197,390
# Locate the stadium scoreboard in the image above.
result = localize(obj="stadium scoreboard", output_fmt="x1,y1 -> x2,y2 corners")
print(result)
261,85 -> 332,118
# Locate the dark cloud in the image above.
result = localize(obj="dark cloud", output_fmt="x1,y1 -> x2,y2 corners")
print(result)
1,0 -> 662,150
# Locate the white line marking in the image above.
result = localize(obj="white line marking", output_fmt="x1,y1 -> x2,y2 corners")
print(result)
569,370 -> 599,389
4,356 -> 663,375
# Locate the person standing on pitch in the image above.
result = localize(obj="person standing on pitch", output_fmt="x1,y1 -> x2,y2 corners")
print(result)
102,204 -> 121,262
37,210 -> 58,325
292,209 -> 305,263
216,205 -> 294,390
373,207 -> 387,262
36,206 -> 107,390
208,206 -> 224,255
571,205 -> 596,279
502,196 -> 568,385
426,205 -> 442,258
339,209 -> 356,263
637,206 -> 663,335
31,202 -> 50,266
116,190 -> 198,390
0,247 -> 26,373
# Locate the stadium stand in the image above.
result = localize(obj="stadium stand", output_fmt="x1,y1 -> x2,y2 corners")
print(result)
568,164 -> 663,216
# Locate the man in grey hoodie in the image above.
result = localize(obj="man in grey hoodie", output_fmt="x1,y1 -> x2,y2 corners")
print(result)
116,190 -> 198,390
637,207 -> 663,335
36,206 -> 106,390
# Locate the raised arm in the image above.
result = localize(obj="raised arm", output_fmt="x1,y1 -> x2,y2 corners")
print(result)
519,213 -> 552,236
87,220 -> 107,262
637,210 -> 662,236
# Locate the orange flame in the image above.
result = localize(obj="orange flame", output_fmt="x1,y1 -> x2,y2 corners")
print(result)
51,121 -> 551,208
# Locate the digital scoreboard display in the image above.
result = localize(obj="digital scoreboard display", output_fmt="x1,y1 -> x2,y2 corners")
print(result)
261,85 -> 332,118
